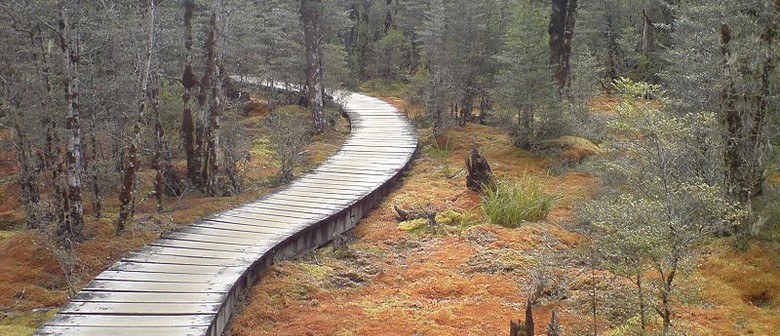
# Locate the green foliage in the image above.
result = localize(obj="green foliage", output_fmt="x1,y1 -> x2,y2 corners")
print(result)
493,0 -> 574,149
481,177 -> 556,228
264,108 -> 312,182
371,28 -> 410,80
585,82 -> 737,334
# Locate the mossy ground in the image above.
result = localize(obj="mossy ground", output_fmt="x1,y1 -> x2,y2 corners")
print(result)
230,94 -> 780,335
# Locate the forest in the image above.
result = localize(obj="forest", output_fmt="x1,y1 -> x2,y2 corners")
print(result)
0,0 -> 778,335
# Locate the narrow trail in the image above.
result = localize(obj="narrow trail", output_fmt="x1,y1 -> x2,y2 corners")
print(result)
35,91 -> 418,336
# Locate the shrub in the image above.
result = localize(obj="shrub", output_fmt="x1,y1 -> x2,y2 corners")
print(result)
265,107 -> 312,182
480,177 -> 556,228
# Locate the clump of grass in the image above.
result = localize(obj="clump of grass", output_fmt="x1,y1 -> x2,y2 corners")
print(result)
480,177 -> 556,228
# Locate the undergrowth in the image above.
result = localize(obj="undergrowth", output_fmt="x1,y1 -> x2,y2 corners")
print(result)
481,176 -> 556,228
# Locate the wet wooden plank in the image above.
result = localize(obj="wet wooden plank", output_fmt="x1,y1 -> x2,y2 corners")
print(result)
94,271 -> 235,284
59,301 -> 222,315
82,280 -> 232,293
279,190 -> 360,201
162,231 -> 263,246
134,245 -> 250,259
108,261 -> 243,276
45,314 -> 214,327
178,226 -> 282,240
239,203 -> 334,216
71,291 -> 226,304
37,326 -> 210,336
121,253 -> 249,267
149,238 -> 268,254
223,207 -> 325,221
207,213 -> 301,227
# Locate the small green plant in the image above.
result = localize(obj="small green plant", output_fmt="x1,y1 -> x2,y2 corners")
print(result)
426,136 -> 455,177
481,176 -> 556,228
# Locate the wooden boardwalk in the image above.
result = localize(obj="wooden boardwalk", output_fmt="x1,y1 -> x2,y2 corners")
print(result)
35,91 -> 418,336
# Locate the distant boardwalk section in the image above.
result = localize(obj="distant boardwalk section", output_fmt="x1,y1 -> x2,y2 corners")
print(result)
35,90 -> 418,336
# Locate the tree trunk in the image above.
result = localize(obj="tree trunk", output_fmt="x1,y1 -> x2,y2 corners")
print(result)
117,1 -> 157,233
300,0 -> 327,133
641,10 -> 652,54
203,2 -> 223,196
13,121 -> 41,229
549,0 -> 578,93
58,0 -> 85,245
604,14 -> 619,85
182,0 -> 199,184
546,308 -> 560,336
636,265 -> 647,331
525,298 -> 535,336
88,112 -> 102,219
465,141 -> 493,192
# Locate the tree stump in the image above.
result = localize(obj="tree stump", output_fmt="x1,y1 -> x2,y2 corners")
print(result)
465,141 -> 494,192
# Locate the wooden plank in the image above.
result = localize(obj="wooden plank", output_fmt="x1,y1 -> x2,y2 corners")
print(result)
313,167 -> 396,177
279,190 -> 359,201
59,302 -> 222,315
71,291 -> 226,304
223,207 -> 325,221
37,326 -> 209,336
265,193 -> 353,207
122,252 -> 249,267
277,186 -> 367,199
191,221 -> 300,236
249,197 -> 352,212
135,245 -> 249,259
290,178 -> 377,190
45,314 -> 214,327
94,271 -> 236,284
238,203 -> 334,216
178,226 -> 282,240
162,231 -> 263,246
82,280 -> 232,293
108,261 -> 243,276
207,213 -> 300,227
149,238 -> 269,254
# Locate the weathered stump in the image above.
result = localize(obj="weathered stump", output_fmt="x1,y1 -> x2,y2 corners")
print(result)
465,141 -> 494,192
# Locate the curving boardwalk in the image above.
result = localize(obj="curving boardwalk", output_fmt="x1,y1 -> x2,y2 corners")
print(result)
36,91 -> 418,336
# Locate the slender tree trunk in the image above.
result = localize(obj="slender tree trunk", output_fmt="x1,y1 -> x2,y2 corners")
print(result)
88,112 -> 101,219
58,0 -> 84,245
636,265 -> 647,331
525,298 -> 535,336
203,1 -> 223,196
117,1 -> 156,233
13,121 -> 41,229
182,0 -> 199,185
641,10 -> 652,54
300,0 -> 327,133
549,0 -> 578,93
604,14 -> 619,84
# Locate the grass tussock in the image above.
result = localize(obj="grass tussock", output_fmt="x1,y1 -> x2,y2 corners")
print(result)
481,176 -> 556,228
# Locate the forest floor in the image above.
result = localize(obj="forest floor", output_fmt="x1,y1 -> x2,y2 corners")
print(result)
0,102 -> 349,335
228,93 -> 780,335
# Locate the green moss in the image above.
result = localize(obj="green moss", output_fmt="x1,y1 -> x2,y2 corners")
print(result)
0,325 -> 36,336
435,209 -> 464,226
0,230 -> 19,243
398,218 -> 427,232
299,263 -> 332,281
